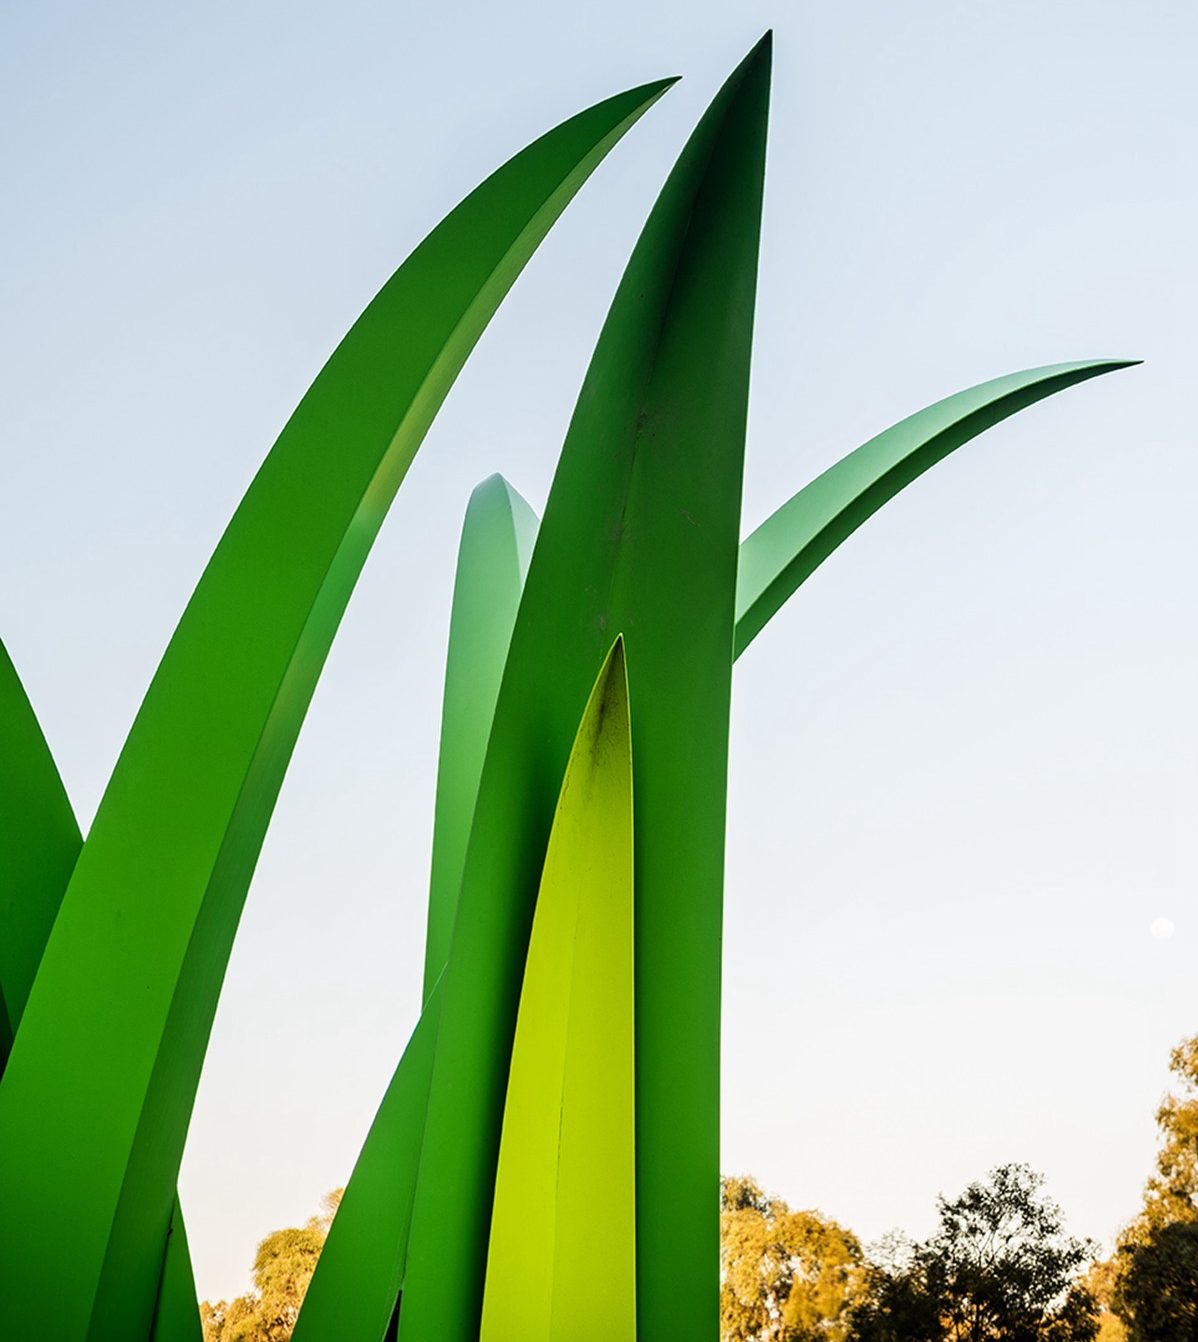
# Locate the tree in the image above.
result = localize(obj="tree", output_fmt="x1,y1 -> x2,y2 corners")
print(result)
721,1175 -> 869,1341
201,1190 -> 342,1342
1107,1032 -> 1198,1340
848,1164 -> 1098,1342
1138,1035 -> 1198,1232
1113,1221 -> 1198,1340
849,1257 -> 943,1342
1078,1259 -> 1127,1342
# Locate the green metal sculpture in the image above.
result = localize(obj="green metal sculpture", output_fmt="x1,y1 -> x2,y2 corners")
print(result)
0,33 -> 1134,1342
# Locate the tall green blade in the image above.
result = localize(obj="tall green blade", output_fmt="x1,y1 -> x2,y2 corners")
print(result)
423,474 -> 538,1001
0,639 -> 81,1061
0,76 -> 674,1342
734,359 -> 1138,657
401,37 -> 770,1342
480,638 -> 635,1342
290,982 -> 444,1342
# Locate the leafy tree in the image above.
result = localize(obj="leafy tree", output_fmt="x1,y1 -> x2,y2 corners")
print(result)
1107,1032 -> 1198,1340
720,1175 -> 868,1341
201,1190 -> 341,1342
1078,1259 -> 1127,1342
1113,1220 -> 1198,1340
848,1261 -> 943,1342
1137,1035 -> 1198,1232
923,1164 -> 1096,1340
848,1164 -> 1097,1342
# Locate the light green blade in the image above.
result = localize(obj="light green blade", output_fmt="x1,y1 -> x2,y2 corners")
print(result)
734,359 -> 1138,657
423,474 -> 538,1002
148,1198 -> 202,1342
294,475 -> 538,1342
402,37 -> 770,1342
290,981 -> 444,1342
0,75 -> 674,1342
480,638 -> 635,1342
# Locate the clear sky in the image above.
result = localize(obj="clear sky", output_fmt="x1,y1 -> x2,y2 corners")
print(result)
1,0 -> 1194,1304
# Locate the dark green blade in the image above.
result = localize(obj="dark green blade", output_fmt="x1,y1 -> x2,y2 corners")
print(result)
0,639 -> 81,1064
0,75 -> 674,1342
401,37 -> 770,1342
735,359 -> 1139,657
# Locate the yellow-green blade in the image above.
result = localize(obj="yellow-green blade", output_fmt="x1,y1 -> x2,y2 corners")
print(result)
481,638 -> 635,1342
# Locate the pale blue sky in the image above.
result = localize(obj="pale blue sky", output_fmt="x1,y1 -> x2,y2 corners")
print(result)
2,0 -> 1194,1302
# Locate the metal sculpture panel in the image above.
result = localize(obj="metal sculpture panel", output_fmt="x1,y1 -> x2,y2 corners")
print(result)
0,32 -> 1136,1342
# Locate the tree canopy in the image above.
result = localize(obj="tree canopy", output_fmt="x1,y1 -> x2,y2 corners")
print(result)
200,1191 -> 341,1342
848,1164 -> 1098,1342
720,1175 -> 869,1342
1101,1033 -> 1198,1342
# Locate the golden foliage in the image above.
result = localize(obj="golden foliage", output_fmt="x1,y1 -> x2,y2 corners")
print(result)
200,1190 -> 342,1342
720,1175 -> 867,1342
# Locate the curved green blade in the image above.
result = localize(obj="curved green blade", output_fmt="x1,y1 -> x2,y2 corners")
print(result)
402,37 -> 770,1342
0,646 -> 203,1337
0,639 -> 81,1063
290,981 -> 444,1342
480,638 -> 635,1342
734,359 -> 1139,657
423,474 -> 538,1002
0,75 -> 675,1342
148,1198 -> 202,1342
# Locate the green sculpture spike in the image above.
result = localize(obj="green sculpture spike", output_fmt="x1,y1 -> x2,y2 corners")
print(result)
423,474 -> 539,1002
735,358 -> 1139,657
401,36 -> 770,1342
0,76 -> 674,1342
0,640 -> 81,1067
289,981 -> 444,1342
480,637 -> 636,1342
294,475 -> 538,1341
